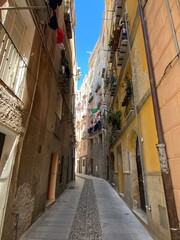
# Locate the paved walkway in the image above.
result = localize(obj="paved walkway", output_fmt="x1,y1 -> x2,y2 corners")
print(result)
20,174 -> 153,240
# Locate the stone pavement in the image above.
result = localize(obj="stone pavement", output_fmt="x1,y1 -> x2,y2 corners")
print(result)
20,174 -> 153,240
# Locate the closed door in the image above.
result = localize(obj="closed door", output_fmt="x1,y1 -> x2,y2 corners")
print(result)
136,138 -> 146,211
48,154 -> 58,201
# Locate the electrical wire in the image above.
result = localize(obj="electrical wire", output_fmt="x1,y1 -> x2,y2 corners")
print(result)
156,52 -> 180,88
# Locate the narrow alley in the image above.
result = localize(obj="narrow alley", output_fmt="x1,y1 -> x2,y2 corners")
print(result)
20,174 -> 153,240
1,0 -> 180,239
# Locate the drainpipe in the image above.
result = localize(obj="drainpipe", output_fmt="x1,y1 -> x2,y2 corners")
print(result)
138,1 -> 180,239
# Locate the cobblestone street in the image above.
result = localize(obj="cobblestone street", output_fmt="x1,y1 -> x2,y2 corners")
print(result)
69,179 -> 102,240
20,174 -> 153,240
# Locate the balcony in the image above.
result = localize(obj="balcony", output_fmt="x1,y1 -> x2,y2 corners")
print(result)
108,51 -> 114,63
0,23 -> 27,100
117,26 -> 128,66
114,0 -> 123,25
121,75 -> 134,117
88,92 -> 94,103
88,120 -> 102,137
110,76 -> 117,96
58,65 -> 70,93
104,74 -> 110,88
95,83 -> 101,93
101,68 -> 105,78
107,110 -> 121,144
124,96 -> 134,118
112,26 -> 121,51
64,0 -> 72,39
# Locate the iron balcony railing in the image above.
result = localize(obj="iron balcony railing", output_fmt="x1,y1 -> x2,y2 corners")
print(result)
64,0 -> 72,39
88,120 -> 102,136
0,22 -> 27,100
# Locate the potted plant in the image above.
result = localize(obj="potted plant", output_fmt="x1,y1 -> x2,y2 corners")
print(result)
121,73 -> 133,107
107,110 -> 121,132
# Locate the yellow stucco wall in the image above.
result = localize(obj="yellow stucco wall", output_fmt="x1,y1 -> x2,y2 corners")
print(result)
114,96 -> 160,173
113,0 -> 159,173
139,97 -> 160,172
126,0 -> 138,31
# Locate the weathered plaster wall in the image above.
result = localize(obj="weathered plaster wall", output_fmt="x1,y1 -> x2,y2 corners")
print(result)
2,28 -> 73,239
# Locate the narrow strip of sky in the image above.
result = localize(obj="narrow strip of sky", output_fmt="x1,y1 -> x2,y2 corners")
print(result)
75,0 -> 105,89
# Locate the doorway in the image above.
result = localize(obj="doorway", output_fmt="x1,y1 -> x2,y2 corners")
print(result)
117,145 -> 124,194
90,158 -> 93,175
0,131 -> 17,239
47,153 -> 58,205
136,138 -> 146,211
82,157 -> 86,174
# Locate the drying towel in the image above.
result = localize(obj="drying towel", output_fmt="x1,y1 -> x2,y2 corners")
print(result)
57,27 -> 65,44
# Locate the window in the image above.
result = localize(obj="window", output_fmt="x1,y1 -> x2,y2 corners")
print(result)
82,158 -> 85,166
0,4 -> 35,99
0,11 -> 26,94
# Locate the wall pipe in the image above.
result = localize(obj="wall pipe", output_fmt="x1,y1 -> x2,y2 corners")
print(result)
165,0 -> 180,56
138,1 -> 180,239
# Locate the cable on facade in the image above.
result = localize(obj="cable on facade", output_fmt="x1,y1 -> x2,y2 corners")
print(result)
156,52 -> 180,88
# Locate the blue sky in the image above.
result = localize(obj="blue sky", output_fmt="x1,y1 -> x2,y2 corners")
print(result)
75,0 -> 104,89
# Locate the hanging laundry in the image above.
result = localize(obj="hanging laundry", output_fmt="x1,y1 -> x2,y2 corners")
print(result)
49,0 -> 57,10
57,0 -> 63,6
57,27 -> 65,44
49,0 -> 63,9
48,12 -> 58,30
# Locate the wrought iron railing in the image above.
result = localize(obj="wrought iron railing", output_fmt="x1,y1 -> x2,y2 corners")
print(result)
88,120 -> 102,136
64,0 -> 72,39
0,22 -> 27,100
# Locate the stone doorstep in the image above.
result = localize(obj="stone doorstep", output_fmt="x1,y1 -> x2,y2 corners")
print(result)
132,209 -> 155,239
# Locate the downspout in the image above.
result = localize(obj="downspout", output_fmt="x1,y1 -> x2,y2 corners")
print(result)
138,1 -> 180,239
